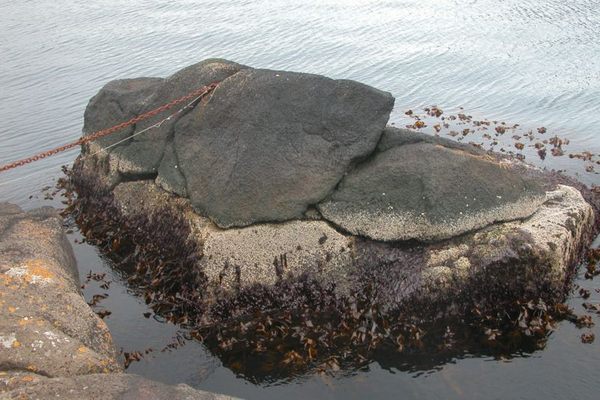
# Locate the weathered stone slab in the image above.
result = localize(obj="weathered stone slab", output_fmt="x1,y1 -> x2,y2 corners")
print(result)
175,68 -> 395,227
0,373 -> 237,400
318,132 -> 547,242
0,204 -> 121,383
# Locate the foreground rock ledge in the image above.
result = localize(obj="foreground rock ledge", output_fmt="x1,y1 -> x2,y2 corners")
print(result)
2,373 -> 236,400
0,203 -> 235,399
74,58 -> 597,311
0,204 -> 121,383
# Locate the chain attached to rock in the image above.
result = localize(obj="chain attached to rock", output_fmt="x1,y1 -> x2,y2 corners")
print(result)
0,82 -> 219,174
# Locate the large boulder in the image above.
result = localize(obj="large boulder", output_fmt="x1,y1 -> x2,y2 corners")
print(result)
82,60 -> 395,228
317,127 -> 547,241
74,59 -> 597,308
64,61 -> 600,376
175,68 -> 394,227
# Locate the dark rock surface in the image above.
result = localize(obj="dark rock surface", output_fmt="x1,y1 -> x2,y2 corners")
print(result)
1,373 -> 237,400
175,68 -> 394,227
84,77 -> 165,148
318,130 -> 547,241
80,59 -> 551,238
83,60 -> 396,228
376,126 -> 486,154
84,59 -> 246,184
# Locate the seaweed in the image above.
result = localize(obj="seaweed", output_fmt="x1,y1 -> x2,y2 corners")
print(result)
57,160 -> 599,381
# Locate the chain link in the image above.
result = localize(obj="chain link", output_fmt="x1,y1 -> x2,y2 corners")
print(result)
0,82 -> 218,174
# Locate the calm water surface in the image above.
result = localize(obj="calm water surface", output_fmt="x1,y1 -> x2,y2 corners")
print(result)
1,1 -> 600,399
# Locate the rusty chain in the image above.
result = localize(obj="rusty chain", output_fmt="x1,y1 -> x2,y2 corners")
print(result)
0,82 -> 219,174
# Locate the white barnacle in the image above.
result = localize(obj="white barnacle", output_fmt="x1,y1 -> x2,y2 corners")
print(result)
0,333 -> 17,348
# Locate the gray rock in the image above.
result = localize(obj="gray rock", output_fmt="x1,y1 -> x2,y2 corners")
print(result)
377,126 -> 485,155
0,373 -> 237,400
156,142 -> 188,197
133,58 -> 248,145
175,68 -> 395,227
82,59 -> 246,183
0,204 -> 121,380
80,77 -> 166,187
83,77 -> 165,148
318,138 -> 547,242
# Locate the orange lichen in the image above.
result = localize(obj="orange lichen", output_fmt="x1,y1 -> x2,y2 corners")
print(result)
25,259 -> 55,280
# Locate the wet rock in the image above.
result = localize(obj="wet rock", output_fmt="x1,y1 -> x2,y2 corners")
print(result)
318,132 -> 547,241
0,203 -> 121,382
1,373 -> 237,399
175,68 -> 394,227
